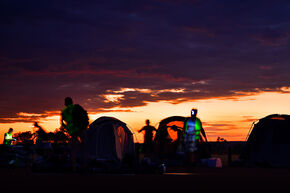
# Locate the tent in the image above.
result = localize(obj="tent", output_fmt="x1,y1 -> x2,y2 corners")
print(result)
241,114 -> 290,167
154,116 -> 209,158
154,116 -> 207,143
87,116 -> 135,163
154,116 -> 187,144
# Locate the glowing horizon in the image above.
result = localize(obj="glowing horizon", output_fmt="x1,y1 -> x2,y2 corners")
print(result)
0,91 -> 289,143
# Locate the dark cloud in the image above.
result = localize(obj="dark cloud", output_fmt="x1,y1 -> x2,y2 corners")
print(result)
0,0 -> 290,122
254,30 -> 290,47
240,116 -> 259,123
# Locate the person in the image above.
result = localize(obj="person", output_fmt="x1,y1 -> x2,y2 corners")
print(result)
138,119 -> 157,153
3,128 -> 16,146
153,122 -> 172,158
33,122 -> 47,142
183,108 -> 207,166
61,97 -> 89,172
169,125 -> 183,143
169,125 -> 183,153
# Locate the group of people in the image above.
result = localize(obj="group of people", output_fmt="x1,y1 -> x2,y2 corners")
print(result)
3,97 -> 207,169
3,97 -> 88,172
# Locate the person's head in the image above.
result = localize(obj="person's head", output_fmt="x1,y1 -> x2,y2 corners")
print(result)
191,108 -> 198,118
146,119 -> 150,126
34,122 -> 39,128
8,128 -> 13,133
64,97 -> 73,106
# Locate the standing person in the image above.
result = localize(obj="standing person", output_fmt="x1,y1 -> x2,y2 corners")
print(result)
33,122 -> 47,143
138,119 -> 157,153
184,108 -> 207,166
61,97 -> 89,172
169,125 -> 183,153
3,128 -> 16,146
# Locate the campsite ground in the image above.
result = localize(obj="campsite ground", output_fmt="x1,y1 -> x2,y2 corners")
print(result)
1,167 -> 289,193
1,141 -> 288,193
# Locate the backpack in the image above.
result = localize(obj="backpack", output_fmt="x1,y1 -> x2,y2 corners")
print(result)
72,104 -> 89,130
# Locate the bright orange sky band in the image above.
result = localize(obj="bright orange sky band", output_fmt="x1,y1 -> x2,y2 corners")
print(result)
0,91 -> 289,143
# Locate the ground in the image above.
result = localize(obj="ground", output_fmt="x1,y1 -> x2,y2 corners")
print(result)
0,167 -> 289,193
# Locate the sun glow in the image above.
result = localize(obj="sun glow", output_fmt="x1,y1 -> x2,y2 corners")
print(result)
0,91 -> 289,143
102,94 -> 124,103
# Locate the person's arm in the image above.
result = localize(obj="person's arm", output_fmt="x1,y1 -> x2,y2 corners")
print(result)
200,123 -> 208,142
138,127 -> 145,133
61,112 -> 66,128
4,133 -> 8,142
169,126 -> 177,132
183,119 -> 188,133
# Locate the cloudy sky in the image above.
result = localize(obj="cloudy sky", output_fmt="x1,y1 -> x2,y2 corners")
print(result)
1,0 -> 290,141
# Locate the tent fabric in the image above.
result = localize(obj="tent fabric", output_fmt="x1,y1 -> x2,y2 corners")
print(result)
242,114 -> 290,167
154,116 -> 187,143
154,116 -> 207,142
153,116 -> 210,159
87,116 -> 134,162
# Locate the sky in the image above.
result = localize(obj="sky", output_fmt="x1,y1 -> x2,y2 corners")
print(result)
0,0 -> 290,143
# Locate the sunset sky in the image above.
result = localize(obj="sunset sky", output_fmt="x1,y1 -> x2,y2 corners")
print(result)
0,0 -> 290,143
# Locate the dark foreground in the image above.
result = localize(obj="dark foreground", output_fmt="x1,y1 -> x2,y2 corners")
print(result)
1,167 -> 290,193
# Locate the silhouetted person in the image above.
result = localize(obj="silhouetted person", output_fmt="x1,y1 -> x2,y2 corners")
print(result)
184,108 -> 207,166
3,128 -> 16,146
169,125 -> 183,152
138,119 -> 157,153
169,125 -> 183,142
61,97 -> 89,172
217,136 -> 221,142
33,122 -> 47,143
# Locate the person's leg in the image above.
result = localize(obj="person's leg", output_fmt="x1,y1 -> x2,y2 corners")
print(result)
185,140 -> 196,167
149,141 -> 154,154
186,152 -> 194,164
70,136 -> 78,172
80,130 -> 88,170
194,151 -> 200,165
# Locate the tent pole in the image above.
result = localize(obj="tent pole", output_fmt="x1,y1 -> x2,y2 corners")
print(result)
245,122 -> 255,141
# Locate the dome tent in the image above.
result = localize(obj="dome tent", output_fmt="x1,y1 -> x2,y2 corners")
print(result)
87,116 -> 135,164
154,116 -> 187,143
242,114 -> 290,167
153,116 -> 209,159
154,116 -> 208,144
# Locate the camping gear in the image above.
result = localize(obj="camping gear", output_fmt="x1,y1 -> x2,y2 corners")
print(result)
87,117 -> 135,165
201,158 -> 222,168
241,114 -> 290,167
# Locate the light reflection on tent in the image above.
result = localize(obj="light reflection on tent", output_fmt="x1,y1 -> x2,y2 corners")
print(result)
154,116 -> 187,143
87,116 -> 135,163
166,121 -> 184,142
